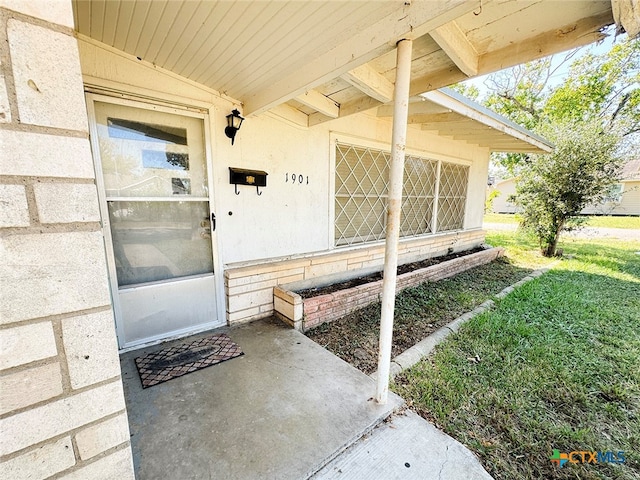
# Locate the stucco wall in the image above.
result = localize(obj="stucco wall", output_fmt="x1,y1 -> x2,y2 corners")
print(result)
78,37 -> 491,266
0,3 -> 134,478
77,36 -> 491,326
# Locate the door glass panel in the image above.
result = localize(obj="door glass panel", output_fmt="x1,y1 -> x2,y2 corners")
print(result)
94,102 -> 208,197
108,201 -> 213,286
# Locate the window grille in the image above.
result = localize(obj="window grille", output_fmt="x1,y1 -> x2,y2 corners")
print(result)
436,162 -> 468,232
401,155 -> 437,236
335,144 -> 390,246
334,142 -> 468,246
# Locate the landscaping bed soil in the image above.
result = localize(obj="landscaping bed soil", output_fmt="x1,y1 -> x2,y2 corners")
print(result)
296,247 -> 485,298
305,256 -> 533,375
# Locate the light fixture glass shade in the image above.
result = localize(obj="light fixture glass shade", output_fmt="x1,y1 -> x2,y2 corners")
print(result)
225,109 -> 244,145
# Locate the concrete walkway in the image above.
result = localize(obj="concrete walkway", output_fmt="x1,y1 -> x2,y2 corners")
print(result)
312,410 -> 492,480
120,318 -> 491,479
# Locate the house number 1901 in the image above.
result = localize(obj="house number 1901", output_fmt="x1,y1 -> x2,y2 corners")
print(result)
285,173 -> 309,185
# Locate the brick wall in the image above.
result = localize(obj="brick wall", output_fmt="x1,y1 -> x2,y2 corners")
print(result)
225,229 -> 486,325
0,2 -> 135,478
278,246 -> 504,331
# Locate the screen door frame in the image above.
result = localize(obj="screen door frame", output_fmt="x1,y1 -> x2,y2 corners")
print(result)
86,92 -> 226,351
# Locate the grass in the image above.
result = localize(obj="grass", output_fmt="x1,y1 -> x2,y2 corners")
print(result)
306,255 -> 534,374
484,213 -> 640,230
392,235 -> 640,480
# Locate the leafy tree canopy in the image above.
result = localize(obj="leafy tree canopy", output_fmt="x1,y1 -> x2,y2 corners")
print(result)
481,37 -> 639,173
462,35 -> 638,256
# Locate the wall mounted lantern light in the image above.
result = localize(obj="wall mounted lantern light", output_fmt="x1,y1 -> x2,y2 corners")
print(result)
225,108 -> 244,145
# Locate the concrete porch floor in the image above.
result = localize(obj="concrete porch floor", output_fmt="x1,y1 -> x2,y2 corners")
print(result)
120,318 -> 404,479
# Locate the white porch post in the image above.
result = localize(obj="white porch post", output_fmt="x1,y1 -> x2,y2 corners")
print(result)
376,38 -> 413,404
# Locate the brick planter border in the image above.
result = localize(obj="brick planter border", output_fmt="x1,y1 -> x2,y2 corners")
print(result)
274,247 -> 505,331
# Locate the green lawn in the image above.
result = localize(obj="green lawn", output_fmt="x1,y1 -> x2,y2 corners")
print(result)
484,213 -> 640,230
393,235 -> 640,480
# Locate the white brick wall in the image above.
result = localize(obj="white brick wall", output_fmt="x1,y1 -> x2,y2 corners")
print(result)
0,184 -> 29,227
58,448 -> 135,480
0,130 -> 96,178
0,362 -> 63,415
0,381 -> 126,456
225,229 -> 486,325
75,413 -> 130,460
7,19 -> 88,130
0,322 -> 58,370
0,59 -> 10,123
0,231 -> 112,324
0,0 -> 75,27
34,183 -> 101,224
0,3 -> 134,478
0,436 -> 76,480
62,311 -> 122,389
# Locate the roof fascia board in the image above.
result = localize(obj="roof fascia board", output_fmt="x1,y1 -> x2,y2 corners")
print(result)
422,88 -> 553,152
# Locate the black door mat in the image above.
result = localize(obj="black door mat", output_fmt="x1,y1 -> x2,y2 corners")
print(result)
134,333 -> 244,388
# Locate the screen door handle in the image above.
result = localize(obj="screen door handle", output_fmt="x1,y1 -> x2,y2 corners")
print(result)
211,212 -> 216,231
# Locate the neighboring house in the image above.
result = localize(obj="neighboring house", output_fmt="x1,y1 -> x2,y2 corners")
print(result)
1,1 -> 636,478
491,160 -> 640,216
490,177 -> 519,214
581,159 -> 640,215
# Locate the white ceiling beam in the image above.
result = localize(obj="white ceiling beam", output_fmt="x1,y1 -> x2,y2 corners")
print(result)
409,67 -> 468,97
478,11 -> 611,74
377,101 -> 450,117
407,112 -> 462,124
309,96 -> 383,127
429,20 -> 478,77
341,64 -> 394,103
295,90 -> 339,118
267,104 -> 308,127
243,0 -> 480,116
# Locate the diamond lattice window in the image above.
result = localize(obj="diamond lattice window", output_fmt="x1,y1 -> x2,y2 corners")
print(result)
335,142 -> 468,246
436,162 -> 469,232
401,155 -> 437,237
335,143 -> 390,246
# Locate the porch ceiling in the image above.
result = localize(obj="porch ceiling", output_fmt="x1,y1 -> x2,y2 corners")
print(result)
74,0 -> 618,151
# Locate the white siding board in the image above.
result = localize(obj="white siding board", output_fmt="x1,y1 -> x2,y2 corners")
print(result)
153,0 -> 201,67
72,0 -> 90,36
101,0 -> 120,46
236,1 -> 384,96
181,1 -> 252,80
89,0 -> 105,40
214,3 -> 314,90
171,1 -> 234,75
141,1 -> 182,62
112,1 -> 136,51
130,0 -> 163,56
200,2 -> 289,89
162,2 -> 222,72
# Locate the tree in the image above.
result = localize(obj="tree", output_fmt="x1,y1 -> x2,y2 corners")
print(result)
516,121 -> 623,256
465,36 -> 638,256
483,37 -> 639,173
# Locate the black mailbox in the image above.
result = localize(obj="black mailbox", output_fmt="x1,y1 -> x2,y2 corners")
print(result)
229,167 -> 268,195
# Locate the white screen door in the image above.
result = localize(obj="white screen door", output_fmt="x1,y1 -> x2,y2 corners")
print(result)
88,96 -> 223,350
